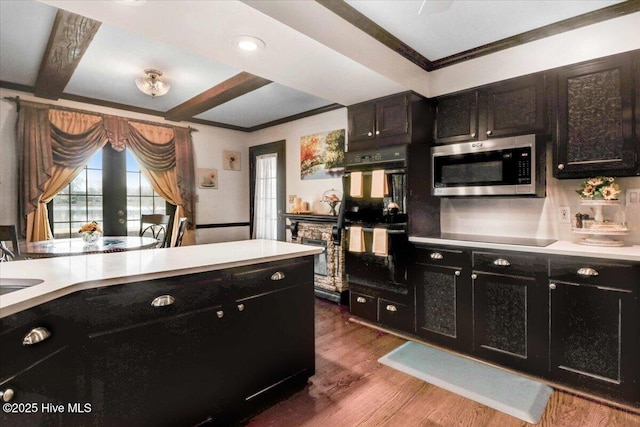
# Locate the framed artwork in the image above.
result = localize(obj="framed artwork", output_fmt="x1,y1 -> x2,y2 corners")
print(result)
223,150 -> 241,171
300,129 -> 345,180
198,168 -> 218,189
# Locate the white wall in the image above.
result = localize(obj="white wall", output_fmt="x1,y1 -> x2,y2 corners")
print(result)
429,13 -> 640,97
0,88 -> 250,244
248,108 -> 348,215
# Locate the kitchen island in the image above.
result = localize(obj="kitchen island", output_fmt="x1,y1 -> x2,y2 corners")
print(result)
0,240 -> 322,426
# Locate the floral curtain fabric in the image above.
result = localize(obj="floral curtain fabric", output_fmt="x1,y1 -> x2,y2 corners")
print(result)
15,99 -> 196,243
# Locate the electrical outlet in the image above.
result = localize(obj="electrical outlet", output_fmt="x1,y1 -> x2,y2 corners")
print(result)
627,188 -> 640,206
559,207 -> 571,224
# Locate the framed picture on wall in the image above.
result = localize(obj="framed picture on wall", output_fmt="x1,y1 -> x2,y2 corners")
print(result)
223,150 -> 241,171
300,129 -> 345,180
198,168 -> 218,189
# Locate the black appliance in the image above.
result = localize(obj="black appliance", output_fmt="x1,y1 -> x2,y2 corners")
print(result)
342,145 -> 411,294
431,134 -> 546,197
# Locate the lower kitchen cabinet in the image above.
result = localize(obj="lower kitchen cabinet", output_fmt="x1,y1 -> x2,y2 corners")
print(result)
548,258 -> 639,407
412,246 -> 472,352
0,256 -> 315,426
471,251 -> 547,374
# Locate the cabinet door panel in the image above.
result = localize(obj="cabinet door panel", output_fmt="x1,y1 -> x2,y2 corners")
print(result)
435,92 -> 479,143
232,284 -> 314,402
376,95 -> 409,140
348,103 -> 376,142
487,75 -> 546,138
555,56 -> 635,177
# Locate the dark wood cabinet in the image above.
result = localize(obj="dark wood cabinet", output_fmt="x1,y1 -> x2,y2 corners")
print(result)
548,258 -> 639,407
435,74 -> 547,144
348,92 -> 433,150
471,251 -> 547,374
555,54 -> 637,178
412,246 -> 471,351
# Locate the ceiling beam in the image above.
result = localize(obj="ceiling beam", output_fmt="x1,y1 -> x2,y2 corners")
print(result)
164,72 -> 272,122
34,10 -> 101,100
315,0 -> 434,72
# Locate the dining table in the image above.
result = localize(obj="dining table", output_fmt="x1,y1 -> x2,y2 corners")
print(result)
20,236 -> 159,258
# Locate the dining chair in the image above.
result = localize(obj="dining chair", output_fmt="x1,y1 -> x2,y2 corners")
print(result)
0,225 -> 28,261
174,217 -> 188,247
139,214 -> 171,248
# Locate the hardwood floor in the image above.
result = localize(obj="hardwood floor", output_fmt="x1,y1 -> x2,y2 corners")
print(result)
246,298 -> 640,427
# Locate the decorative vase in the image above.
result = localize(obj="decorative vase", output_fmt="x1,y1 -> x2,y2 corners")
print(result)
82,231 -> 100,244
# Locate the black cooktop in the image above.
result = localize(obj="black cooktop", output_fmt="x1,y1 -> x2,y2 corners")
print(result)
439,232 -> 557,247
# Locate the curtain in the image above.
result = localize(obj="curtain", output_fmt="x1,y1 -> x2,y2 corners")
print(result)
253,153 -> 278,240
15,100 -> 196,244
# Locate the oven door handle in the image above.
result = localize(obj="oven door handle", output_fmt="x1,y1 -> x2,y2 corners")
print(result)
345,226 -> 405,234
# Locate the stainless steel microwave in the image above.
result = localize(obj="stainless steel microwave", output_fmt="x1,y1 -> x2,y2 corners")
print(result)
431,134 -> 546,197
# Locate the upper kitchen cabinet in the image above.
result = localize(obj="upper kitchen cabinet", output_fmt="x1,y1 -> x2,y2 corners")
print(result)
347,92 -> 434,150
555,53 -> 638,178
435,74 -> 547,144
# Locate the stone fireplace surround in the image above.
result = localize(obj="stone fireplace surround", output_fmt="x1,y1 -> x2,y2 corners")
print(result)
284,214 -> 347,304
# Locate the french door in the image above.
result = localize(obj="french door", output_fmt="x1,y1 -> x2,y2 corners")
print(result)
249,140 -> 286,241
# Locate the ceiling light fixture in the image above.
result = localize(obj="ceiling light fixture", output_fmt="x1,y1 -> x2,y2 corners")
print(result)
233,35 -> 266,52
135,69 -> 170,98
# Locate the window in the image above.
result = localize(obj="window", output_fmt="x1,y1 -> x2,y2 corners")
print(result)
51,148 -> 166,238
253,153 -> 278,240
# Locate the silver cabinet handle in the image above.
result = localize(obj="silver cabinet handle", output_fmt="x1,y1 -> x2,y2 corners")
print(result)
493,258 -> 511,266
271,271 -> 285,281
486,130 -> 492,136
375,130 -> 380,135
151,295 -> 175,307
216,310 -> 224,319
549,283 -> 557,290
356,296 -> 367,304
0,388 -> 15,402
557,163 -> 565,170
386,305 -> 397,312
471,132 -> 476,138
471,273 -> 477,280
367,131 -> 373,137
23,327 -> 51,346
430,252 -> 444,260
454,270 -> 461,276
577,267 -> 599,277
237,303 -> 245,312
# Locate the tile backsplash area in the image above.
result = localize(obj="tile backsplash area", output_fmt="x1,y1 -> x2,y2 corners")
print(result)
441,175 -> 640,245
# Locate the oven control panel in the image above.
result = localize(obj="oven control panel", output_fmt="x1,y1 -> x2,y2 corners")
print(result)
345,145 -> 407,166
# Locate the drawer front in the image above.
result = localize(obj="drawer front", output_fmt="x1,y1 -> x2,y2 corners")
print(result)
473,251 -> 546,276
81,270 -> 225,334
350,291 -> 377,323
227,257 -> 314,298
414,246 -> 469,267
549,258 -> 639,292
378,298 -> 414,333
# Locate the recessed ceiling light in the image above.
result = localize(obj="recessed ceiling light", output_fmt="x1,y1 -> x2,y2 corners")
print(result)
114,0 -> 148,5
233,35 -> 266,52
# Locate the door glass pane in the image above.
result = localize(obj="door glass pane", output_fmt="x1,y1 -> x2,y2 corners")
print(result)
70,196 -> 87,222
127,196 -> 141,220
140,196 -> 154,214
70,173 -> 87,193
127,172 -> 140,195
87,169 -> 102,194
53,195 -> 70,221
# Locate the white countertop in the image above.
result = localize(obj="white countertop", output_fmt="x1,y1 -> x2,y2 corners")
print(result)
0,240 -> 322,318
409,236 -> 640,262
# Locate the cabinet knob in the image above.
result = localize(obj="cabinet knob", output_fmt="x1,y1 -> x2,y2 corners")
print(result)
455,270 -> 461,277
375,130 -> 380,135
0,388 -> 14,402
367,132 -> 373,137
151,295 -> 175,307
471,273 -> 477,280
486,130 -> 492,136
216,310 -> 224,319
430,252 -> 444,260
557,163 -> 565,170
577,267 -> 599,277
22,327 -> 51,346
386,304 -> 397,312
271,271 -> 285,281
237,303 -> 245,312
356,296 -> 367,304
471,132 -> 476,138
549,283 -> 557,290
493,258 -> 511,267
